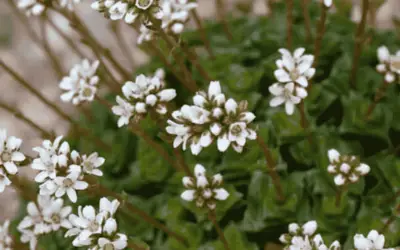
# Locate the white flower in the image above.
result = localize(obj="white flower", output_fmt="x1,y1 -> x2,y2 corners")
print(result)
354,230 -> 395,250
67,205 -> 104,247
18,195 -> 52,235
20,229 -> 38,250
99,198 -> 120,217
54,169 -> 89,203
274,48 -> 315,88
113,72 -> 176,127
0,220 -> 12,250
42,198 -> 72,231
0,129 -> 25,175
376,46 -> 400,83
327,149 -> 370,186
79,152 -> 105,177
112,96 -> 134,127
136,0 -> 154,10
66,198 -> 125,249
181,164 -> 229,210
137,24 -> 155,44
60,59 -> 100,105
159,0 -> 198,35
97,233 -> 127,250
17,0 -> 45,16
168,81 -> 256,154
109,1 -> 128,20
281,221 -> 341,250
269,82 -> 301,115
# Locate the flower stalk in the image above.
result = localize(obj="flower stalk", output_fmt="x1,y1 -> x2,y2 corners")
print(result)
215,0 -> 233,40
208,210 -> 231,250
256,136 -> 285,202
191,9 -> 215,59
0,100 -> 52,139
312,2 -> 329,72
365,79 -> 389,120
286,0 -> 294,49
301,0 -> 312,42
349,0 -> 370,89
109,22 -> 136,69
381,203 -> 400,233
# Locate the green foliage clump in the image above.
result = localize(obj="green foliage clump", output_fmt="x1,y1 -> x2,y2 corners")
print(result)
62,2 -> 400,249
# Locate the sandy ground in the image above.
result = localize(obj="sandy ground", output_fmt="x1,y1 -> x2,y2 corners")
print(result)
0,0 -> 398,235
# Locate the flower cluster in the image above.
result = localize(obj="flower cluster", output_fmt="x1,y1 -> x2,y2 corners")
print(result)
59,59 -> 100,105
269,48 -> 315,115
18,0 -> 81,15
0,129 -> 25,193
159,0 -> 197,35
137,0 -> 197,43
18,195 -> 72,250
181,164 -> 229,210
279,220 -> 341,250
91,0 -> 162,24
376,46 -> 400,83
32,136 -> 105,203
167,81 -> 257,155
327,149 -> 370,186
65,197 -> 127,249
353,230 -> 395,250
112,70 -> 176,127
0,220 -> 12,249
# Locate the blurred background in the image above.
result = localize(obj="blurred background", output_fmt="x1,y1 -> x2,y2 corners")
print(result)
0,0 -> 399,224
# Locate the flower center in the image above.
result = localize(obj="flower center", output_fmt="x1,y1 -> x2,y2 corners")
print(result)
63,178 -> 74,188
83,161 -> 94,172
289,69 -> 300,80
104,243 -> 115,250
82,87 -> 93,97
136,0 -> 153,9
51,214 -> 61,224
88,221 -> 100,232
1,152 -> 12,162
230,124 -> 242,136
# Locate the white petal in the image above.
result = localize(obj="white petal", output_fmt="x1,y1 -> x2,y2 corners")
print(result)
334,174 -> 345,186
214,188 -> 229,200
225,99 -> 238,114
270,96 -> 285,107
285,101 -> 295,115
181,190 -> 195,201
11,151 -> 26,162
194,164 -> 206,177
328,149 -> 340,163
296,76 -> 308,87
208,81 -> 222,97
296,87 -> 308,99
355,163 -> 370,175
4,162 -> 18,175
302,220 -> 317,235
269,83 -> 284,96
217,134 -> 230,152
274,69 -> 291,82
294,48 -> 305,58
377,46 -> 390,62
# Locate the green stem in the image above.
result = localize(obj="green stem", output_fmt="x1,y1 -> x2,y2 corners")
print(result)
208,210 -> 231,250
